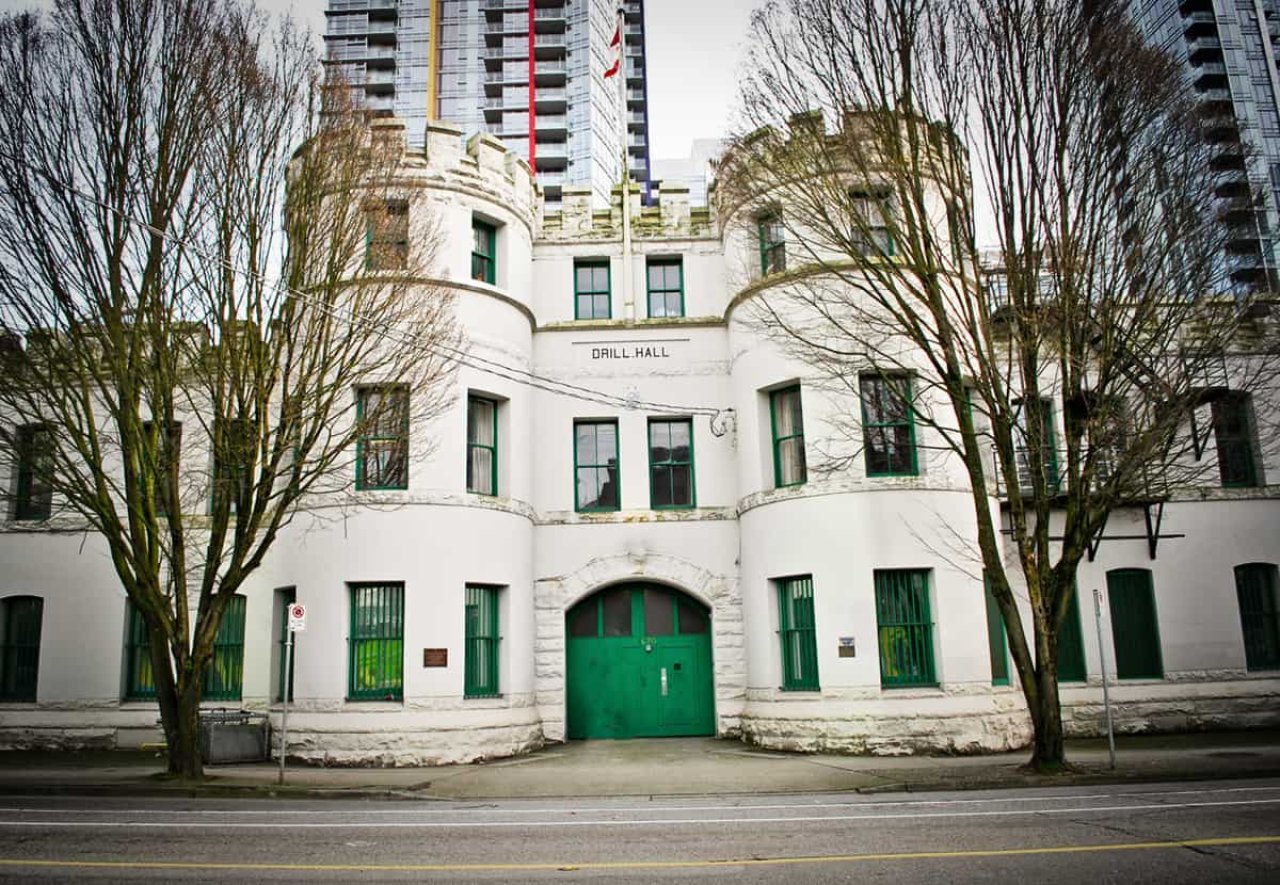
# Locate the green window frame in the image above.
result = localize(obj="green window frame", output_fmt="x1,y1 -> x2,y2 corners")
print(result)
13,424 -> 52,521
769,385 -> 806,488
124,601 -> 157,701
1106,568 -> 1163,679
1234,563 -> 1280,670
467,395 -> 498,496
984,578 -> 1010,686
202,595 -> 246,701
1015,398 -> 1060,494
646,257 -> 684,318
471,219 -> 496,284
464,584 -> 501,698
1212,393 -> 1259,487
356,386 -> 408,490
648,418 -> 694,509
875,569 -> 936,688
574,419 -> 620,512
574,259 -> 611,320
365,199 -> 409,271
860,374 -> 918,476
0,596 -> 42,702
1057,584 -> 1087,682
348,582 -> 404,701
758,213 -> 786,275
142,421 -> 182,517
850,189 -> 896,256
211,417 -> 253,516
275,587 -> 295,703
777,575 -> 819,691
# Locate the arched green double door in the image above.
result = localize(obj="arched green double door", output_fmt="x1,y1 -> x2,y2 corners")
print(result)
566,583 -> 715,739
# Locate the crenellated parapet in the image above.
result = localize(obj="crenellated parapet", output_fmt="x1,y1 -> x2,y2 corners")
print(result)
539,181 -> 715,242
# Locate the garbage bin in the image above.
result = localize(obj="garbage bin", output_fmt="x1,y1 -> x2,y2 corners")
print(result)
199,708 -> 270,764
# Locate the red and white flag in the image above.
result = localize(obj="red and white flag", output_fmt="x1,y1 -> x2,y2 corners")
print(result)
603,8 -> 623,78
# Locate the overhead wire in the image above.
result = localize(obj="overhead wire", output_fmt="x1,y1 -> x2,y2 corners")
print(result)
0,151 -> 733,428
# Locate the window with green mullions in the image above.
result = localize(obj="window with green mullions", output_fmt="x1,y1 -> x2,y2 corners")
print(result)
203,595 -> 246,701
758,214 -> 785,275
777,575 -> 818,690
984,579 -> 1010,686
1234,563 -> 1279,670
365,200 -> 408,271
348,582 -> 404,701
1212,393 -> 1259,487
356,386 -> 408,490
13,424 -> 52,521
1106,569 -> 1163,679
471,220 -> 496,284
464,585 -> 500,698
1057,585 -> 1087,682
770,385 -> 806,487
646,257 -> 684,318
124,601 -> 157,701
1015,398 -> 1060,493
275,587 -> 295,702
875,569 -> 936,688
860,374 -> 918,476
575,420 -> 619,511
574,260 -> 611,320
649,418 -> 694,509
0,596 -> 42,702
467,396 -> 498,496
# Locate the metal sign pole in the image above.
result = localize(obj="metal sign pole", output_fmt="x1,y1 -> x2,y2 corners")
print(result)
1093,588 -> 1116,770
278,631 -> 293,786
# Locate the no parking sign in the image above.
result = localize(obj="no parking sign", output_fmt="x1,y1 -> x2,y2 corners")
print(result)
287,603 -> 306,632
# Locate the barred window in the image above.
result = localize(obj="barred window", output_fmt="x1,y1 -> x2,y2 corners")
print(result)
348,583 -> 404,701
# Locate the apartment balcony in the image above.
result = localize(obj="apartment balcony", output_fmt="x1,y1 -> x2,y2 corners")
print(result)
535,60 -> 567,85
1182,10 -> 1216,36
534,33 -> 566,58
1212,169 -> 1250,198
537,145 -> 569,170
1186,35 -> 1223,60
484,0 -> 526,11
1192,61 -> 1227,86
1200,112 -> 1240,143
1209,142 -> 1246,171
534,6 -> 567,33
535,114 -> 568,136
534,87 -> 567,112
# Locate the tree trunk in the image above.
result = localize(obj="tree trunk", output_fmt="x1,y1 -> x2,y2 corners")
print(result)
166,677 -> 205,779
1027,663 -> 1067,773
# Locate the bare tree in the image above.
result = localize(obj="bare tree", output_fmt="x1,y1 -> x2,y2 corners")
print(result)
0,0 -> 458,778
719,0 -> 1278,771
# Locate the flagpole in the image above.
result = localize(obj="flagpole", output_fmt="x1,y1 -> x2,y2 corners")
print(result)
615,4 -> 634,324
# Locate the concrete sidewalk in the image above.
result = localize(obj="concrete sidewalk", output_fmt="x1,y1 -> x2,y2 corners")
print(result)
1,731 -> 1278,800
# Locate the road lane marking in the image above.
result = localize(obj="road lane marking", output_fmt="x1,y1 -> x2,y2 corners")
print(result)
0,834 -> 1277,873
0,798 -> 1277,828
3,784 -> 1278,818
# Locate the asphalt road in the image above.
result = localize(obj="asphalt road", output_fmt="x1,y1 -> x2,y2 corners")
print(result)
0,779 -> 1277,883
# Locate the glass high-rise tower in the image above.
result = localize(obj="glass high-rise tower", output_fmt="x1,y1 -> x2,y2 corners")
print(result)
1129,0 -> 1280,292
324,0 -> 653,207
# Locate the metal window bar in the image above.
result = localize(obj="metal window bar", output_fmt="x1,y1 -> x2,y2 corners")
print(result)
778,576 -> 818,690
1235,564 -> 1280,670
875,569 -> 936,687
464,585 -> 500,697
203,595 -> 246,701
348,583 -> 404,700
0,597 -> 42,701
125,602 -> 157,700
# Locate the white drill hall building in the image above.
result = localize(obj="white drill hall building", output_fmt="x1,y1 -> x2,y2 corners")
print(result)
1,118 -> 1277,764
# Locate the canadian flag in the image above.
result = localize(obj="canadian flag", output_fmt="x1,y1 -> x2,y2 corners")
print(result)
603,11 -> 622,78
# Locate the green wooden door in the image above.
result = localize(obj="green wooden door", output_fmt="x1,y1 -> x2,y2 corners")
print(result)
1107,569 -> 1163,679
566,584 -> 715,739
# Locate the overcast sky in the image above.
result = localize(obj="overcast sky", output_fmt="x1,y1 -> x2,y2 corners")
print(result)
0,0 -> 759,160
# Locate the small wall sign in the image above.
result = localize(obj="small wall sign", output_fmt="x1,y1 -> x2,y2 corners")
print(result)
838,637 -> 856,658
423,648 -> 448,668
